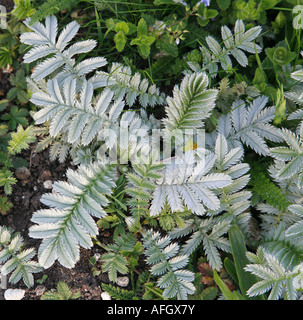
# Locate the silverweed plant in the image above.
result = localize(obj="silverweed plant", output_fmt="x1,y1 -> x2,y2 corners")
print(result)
1,0 -> 303,301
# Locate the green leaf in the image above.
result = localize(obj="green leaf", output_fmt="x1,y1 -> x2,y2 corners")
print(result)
101,252 -> 129,282
213,269 -> 245,300
12,156 -> 28,169
0,47 -> 12,68
200,286 -> 218,300
271,11 -> 286,34
105,18 -> 116,30
205,9 -> 219,19
10,70 -> 26,87
41,281 -> 80,300
261,0 -> 281,10
197,6 -> 218,26
1,105 -> 29,130
114,31 -> 127,52
130,35 -> 155,59
266,47 -> 296,66
0,169 -> 17,195
216,0 -> 231,10
102,283 -> 137,300
224,257 -> 239,286
0,124 -> 8,138
57,281 -> 73,300
197,17 -> 210,27
0,196 -> 13,215
137,18 -> 147,37
0,100 -> 8,112
253,67 -> 267,91
16,89 -> 29,104
6,87 -> 18,100
115,21 -> 129,34
8,125 -> 36,156
127,22 -> 137,35
274,86 -> 286,125
7,70 -> 29,104
11,0 -> 36,19
229,226 -> 265,300
130,18 -> 156,58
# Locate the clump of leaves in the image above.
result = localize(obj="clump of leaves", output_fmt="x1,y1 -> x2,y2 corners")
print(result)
41,281 -> 81,300
264,40 -> 297,88
0,196 -> 13,215
249,163 -> 290,212
0,16 -> 28,68
100,232 -> 143,283
130,18 -> 156,59
6,69 -> 29,105
231,0 -> 265,23
0,225 -> 42,288
266,44 -> 297,67
0,125 -> 36,195
105,19 -> 137,53
0,96 -> 33,216
145,205 -> 189,231
1,105 -> 29,131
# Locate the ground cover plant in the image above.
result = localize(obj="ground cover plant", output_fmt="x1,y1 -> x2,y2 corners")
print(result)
1,0 -> 303,301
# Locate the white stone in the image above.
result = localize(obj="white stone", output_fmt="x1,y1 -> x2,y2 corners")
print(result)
4,289 -> 25,300
116,276 -> 129,287
101,292 -> 111,300
43,180 -> 53,189
93,253 -> 101,260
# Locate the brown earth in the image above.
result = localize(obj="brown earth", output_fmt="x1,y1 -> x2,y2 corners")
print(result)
0,0 -> 14,13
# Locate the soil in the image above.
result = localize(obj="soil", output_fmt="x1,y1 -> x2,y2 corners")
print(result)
0,0 -> 14,13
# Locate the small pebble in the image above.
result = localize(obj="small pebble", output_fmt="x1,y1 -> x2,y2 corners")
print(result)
43,180 -> 53,189
15,167 -> 31,180
101,292 -> 111,300
4,289 -> 25,300
94,253 -> 101,260
38,169 -> 52,182
35,285 -> 46,296
116,276 -> 129,287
